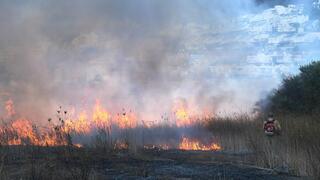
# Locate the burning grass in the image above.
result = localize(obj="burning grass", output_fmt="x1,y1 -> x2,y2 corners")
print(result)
2,98 -> 317,178
0,99 -> 221,153
179,137 -> 221,151
4,99 -> 316,178
0,102 -> 312,179
0,118 -> 70,147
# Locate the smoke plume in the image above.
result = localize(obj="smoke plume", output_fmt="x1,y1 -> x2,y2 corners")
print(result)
0,0 -> 319,122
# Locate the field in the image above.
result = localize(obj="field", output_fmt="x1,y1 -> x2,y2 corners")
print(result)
0,113 -> 317,179
206,114 -> 320,179
0,145 -> 301,179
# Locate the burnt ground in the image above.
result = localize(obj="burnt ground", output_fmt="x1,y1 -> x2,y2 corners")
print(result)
0,147 -> 304,180
102,150 -> 302,180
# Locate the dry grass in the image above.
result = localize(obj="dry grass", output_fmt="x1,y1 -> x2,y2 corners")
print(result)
0,112 -> 318,179
206,114 -> 320,179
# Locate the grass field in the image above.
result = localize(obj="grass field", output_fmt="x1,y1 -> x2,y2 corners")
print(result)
206,114 -> 320,179
0,113 -> 318,179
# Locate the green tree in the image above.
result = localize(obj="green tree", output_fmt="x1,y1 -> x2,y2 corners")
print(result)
269,61 -> 320,114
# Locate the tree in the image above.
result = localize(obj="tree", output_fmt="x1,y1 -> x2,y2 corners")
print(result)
268,61 -> 320,114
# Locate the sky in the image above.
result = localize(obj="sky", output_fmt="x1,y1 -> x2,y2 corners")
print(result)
0,0 -> 319,122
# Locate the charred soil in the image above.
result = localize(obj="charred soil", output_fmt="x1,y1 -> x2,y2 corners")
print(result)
0,146 -> 302,180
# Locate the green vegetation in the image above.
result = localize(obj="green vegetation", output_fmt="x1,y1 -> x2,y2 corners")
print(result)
206,61 -> 320,179
268,61 -> 320,114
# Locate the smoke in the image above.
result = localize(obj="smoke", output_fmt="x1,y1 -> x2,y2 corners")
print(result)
0,0 -> 319,122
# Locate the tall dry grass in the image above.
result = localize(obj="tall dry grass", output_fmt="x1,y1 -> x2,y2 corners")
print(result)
206,114 -> 320,179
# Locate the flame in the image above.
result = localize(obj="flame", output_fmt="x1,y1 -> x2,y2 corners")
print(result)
92,100 -> 110,129
173,99 -> 197,127
172,99 -> 213,127
65,101 -> 137,133
64,100 -> 112,134
175,108 -> 195,127
179,137 -> 221,151
0,100 -> 138,147
0,99 -> 217,149
1,118 -> 68,146
11,119 -> 38,144
115,111 -> 137,129
65,111 -> 91,134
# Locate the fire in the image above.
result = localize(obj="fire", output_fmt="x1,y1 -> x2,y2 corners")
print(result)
65,111 -> 91,134
65,100 -> 124,135
65,101 -> 137,134
173,99 -> 198,127
0,99 -> 218,150
179,137 -> 221,151
92,100 -> 110,129
115,110 -> 137,129
0,99 -> 141,147
1,118 -> 68,146
11,119 -> 38,144
175,107 -> 195,127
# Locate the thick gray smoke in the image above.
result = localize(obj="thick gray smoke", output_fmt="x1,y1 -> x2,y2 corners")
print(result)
0,0 -> 319,122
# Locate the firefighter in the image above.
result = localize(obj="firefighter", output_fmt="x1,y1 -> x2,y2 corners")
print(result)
263,113 -> 281,136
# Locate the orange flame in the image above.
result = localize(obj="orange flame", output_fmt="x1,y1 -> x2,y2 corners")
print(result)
115,111 -> 137,129
0,99 -> 217,149
92,100 -> 110,129
172,99 -> 213,127
175,107 -> 195,127
179,137 -> 221,151
65,111 -> 91,134
1,118 -> 68,146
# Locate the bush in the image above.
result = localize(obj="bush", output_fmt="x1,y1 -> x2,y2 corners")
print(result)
266,61 -> 320,114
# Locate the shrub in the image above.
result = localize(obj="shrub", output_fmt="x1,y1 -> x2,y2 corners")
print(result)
266,61 -> 320,114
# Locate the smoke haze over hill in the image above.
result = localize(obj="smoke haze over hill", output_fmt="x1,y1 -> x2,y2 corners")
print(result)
0,0 -> 319,122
